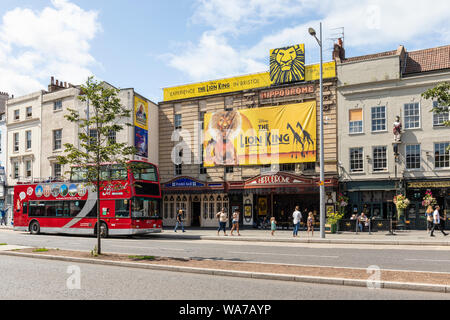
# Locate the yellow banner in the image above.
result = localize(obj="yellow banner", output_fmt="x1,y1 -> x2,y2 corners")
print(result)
203,102 -> 317,166
163,62 -> 335,102
134,96 -> 148,130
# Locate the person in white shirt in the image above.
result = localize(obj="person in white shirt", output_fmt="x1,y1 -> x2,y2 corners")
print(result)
292,206 -> 302,237
430,205 -> 448,237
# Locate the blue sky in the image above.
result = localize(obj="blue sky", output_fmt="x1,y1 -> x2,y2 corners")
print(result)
0,0 -> 449,103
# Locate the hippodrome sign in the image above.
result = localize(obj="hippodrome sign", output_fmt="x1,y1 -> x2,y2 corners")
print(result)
260,84 -> 315,100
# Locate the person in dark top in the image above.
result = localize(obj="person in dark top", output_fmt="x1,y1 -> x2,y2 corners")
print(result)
174,209 -> 186,233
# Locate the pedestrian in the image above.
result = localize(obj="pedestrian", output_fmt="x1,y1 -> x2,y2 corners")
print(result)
307,211 -> 314,237
230,209 -> 241,236
425,205 -> 434,233
0,209 -> 5,226
292,206 -> 302,237
216,207 -> 228,236
270,217 -> 277,236
173,209 -> 185,233
430,205 -> 448,237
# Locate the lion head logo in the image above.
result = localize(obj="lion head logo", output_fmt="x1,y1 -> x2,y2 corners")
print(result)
270,44 -> 305,85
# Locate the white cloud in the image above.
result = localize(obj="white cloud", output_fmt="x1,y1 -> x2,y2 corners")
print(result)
0,0 -> 101,96
167,0 -> 450,81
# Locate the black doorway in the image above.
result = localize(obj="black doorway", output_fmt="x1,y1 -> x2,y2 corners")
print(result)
192,202 -> 201,227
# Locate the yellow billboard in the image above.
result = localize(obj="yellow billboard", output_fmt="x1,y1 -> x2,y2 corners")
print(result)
163,72 -> 270,102
134,96 -> 148,130
203,102 -> 317,167
163,62 -> 335,102
270,44 -> 305,85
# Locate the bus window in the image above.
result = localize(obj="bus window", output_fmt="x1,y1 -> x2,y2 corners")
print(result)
131,197 -> 160,218
115,199 -> 129,218
71,167 -> 88,182
111,165 -> 128,180
133,163 -> 157,182
100,166 -> 110,181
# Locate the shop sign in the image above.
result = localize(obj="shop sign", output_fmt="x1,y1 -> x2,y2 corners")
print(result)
260,84 -> 314,100
164,178 -> 205,188
407,181 -> 450,188
246,173 -> 309,187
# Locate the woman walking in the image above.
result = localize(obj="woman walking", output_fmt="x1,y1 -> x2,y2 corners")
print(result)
230,209 -> 241,236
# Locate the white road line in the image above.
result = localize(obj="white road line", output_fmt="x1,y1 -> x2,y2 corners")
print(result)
110,245 -> 185,251
406,258 -> 450,263
227,251 -> 339,259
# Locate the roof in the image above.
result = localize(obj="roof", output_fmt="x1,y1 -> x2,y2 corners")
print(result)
404,45 -> 450,74
342,50 -> 397,63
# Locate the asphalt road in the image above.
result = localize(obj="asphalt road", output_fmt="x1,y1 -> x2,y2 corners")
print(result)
1,229 -> 450,273
1,255 -> 449,300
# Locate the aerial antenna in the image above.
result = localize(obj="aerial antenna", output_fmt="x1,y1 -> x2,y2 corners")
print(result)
327,27 -> 345,47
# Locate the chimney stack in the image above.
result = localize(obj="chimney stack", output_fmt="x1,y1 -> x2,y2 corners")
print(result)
332,38 -> 346,62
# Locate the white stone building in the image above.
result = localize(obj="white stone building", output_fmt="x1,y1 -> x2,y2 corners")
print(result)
337,44 -> 450,229
5,77 -> 159,214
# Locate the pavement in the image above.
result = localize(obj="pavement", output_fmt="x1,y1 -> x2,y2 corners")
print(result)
2,224 -> 450,245
2,225 -> 450,294
157,226 -> 450,246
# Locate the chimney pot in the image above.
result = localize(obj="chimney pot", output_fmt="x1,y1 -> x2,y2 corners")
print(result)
51,76 -> 54,85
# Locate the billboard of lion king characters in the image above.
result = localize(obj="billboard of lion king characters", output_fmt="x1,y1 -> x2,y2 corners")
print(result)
203,101 -> 317,167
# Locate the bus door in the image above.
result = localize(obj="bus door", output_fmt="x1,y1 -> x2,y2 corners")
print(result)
14,197 -> 28,228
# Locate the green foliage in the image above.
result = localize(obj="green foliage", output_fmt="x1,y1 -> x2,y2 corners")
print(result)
326,211 -> 344,225
422,82 -> 450,128
56,76 -> 138,189
129,255 -> 156,261
33,248 -> 49,252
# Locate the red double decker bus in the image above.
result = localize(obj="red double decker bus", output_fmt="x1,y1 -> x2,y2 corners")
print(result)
13,160 -> 162,237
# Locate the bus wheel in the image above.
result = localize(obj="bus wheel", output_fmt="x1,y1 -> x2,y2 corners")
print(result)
30,221 -> 40,235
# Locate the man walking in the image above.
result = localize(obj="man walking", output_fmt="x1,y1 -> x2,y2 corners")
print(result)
216,207 -> 228,236
292,206 -> 302,237
174,209 -> 186,233
430,205 -> 448,237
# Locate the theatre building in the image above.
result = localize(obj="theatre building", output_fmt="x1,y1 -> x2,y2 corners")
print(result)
158,43 -> 340,228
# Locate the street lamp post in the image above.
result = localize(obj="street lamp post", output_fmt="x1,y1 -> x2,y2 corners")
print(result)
309,23 -> 325,239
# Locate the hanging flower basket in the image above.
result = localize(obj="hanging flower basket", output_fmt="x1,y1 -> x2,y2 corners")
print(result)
422,189 -> 437,208
393,194 -> 410,227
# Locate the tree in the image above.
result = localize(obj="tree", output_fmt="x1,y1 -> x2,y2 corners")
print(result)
422,82 -> 450,127
57,77 -> 137,255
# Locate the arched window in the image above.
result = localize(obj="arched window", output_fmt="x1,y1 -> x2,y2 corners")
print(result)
203,195 -> 208,220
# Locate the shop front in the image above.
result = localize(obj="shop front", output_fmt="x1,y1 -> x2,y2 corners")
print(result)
230,172 -> 338,229
162,176 -> 229,228
406,180 -> 450,230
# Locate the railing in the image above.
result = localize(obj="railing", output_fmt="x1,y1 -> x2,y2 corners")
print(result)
16,177 -> 64,184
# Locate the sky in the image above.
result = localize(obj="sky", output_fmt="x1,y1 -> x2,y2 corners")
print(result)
0,0 -> 449,103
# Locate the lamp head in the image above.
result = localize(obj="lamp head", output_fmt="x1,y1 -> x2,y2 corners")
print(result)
308,28 -> 316,37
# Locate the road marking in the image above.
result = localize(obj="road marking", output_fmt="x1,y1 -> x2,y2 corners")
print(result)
111,245 -> 186,251
227,251 -> 339,259
406,258 -> 450,263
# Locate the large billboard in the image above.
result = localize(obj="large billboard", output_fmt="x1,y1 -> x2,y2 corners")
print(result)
270,44 -> 305,85
203,101 -> 316,167
134,96 -> 148,158
163,62 -> 335,102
